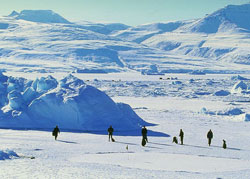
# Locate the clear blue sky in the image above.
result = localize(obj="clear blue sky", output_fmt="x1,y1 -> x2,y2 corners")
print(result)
1,0 -> 249,25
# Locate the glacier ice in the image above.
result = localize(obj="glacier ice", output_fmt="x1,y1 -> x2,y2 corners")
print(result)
0,73 -> 148,131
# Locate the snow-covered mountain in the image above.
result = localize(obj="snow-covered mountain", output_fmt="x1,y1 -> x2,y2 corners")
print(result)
9,10 -> 71,24
0,5 -> 250,74
179,4 -> 250,33
140,4 -> 250,67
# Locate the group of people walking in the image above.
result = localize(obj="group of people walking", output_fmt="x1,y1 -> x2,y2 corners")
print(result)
173,129 -> 226,148
52,125 -> 227,149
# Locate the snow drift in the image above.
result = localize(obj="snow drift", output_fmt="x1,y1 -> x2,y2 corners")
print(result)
0,73 -> 149,131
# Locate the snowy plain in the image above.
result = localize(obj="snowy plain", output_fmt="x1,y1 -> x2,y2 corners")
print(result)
1,72 -> 250,178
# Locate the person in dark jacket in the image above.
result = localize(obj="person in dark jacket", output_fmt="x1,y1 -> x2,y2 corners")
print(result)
52,125 -> 60,140
207,129 -> 213,146
223,139 -> 227,149
141,126 -> 148,143
108,125 -> 114,142
179,129 -> 184,145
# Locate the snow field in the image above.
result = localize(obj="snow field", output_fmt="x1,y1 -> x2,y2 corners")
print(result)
1,90 -> 250,178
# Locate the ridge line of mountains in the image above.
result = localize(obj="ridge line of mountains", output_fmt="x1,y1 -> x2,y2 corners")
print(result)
0,3 -> 250,74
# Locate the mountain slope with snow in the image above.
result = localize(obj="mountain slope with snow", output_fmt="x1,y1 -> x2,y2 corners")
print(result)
0,6 -> 249,74
178,4 -> 250,34
10,10 -> 71,24
141,4 -> 250,66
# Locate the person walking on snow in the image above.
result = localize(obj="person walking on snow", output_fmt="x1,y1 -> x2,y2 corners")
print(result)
108,125 -> 114,142
179,129 -> 184,145
223,139 -> 227,149
207,129 -> 213,146
52,125 -> 60,140
141,126 -> 148,143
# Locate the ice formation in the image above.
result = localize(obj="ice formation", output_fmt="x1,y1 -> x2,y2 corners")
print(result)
231,81 -> 248,93
0,150 -> 19,160
0,73 -> 148,131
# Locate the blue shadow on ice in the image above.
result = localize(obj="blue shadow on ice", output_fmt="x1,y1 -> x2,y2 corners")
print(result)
0,127 -> 169,137
57,140 -> 78,144
86,129 -> 170,137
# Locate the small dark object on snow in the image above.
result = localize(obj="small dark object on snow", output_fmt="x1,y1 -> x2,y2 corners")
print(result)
207,129 -> 213,146
179,129 -> 184,145
111,137 -> 115,142
172,136 -> 178,144
52,125 -> 60,140
141,126 -> 148,143
223,140 -> 227,149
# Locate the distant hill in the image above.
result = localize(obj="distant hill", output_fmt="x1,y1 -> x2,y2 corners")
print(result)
178,4 -> 250,33
0,5 -> 249,74
9,10 -> 71,24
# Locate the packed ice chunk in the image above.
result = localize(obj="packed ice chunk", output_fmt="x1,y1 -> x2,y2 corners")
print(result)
0,72 -> 8,83
6,77 -> 26,93
59,74 -> 84,89
0,74 -> 149,130
231,81 -> 248,93
231,75 -> 249,80
172,81 -> 182,85
22,87 -> 37,104
7,90 -> 22,99
237,113 -> 250,122
31,78 -> 38,91
214,90 -> 230,96
218,108 -> 244,116
7,90 -> 24,110
200,107 -> 216,115
36,75 -> 58,93
0,150 -> 19,160
244,114 -> 250,121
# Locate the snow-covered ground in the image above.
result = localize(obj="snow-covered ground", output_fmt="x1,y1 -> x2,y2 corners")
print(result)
1,72 -> 250,178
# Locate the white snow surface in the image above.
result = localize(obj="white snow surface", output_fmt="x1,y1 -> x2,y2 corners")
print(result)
0,72 -> 250,178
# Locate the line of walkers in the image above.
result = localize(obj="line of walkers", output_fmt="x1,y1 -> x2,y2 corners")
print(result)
173,129 -> 226,149
52,125 -> 227,149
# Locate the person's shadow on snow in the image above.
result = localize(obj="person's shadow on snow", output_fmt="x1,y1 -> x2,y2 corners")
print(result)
57,140 -> 78,144
88,129 -> 170,137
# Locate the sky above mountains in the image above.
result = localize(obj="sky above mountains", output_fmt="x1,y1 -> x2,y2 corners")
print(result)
1,0 -> 250,25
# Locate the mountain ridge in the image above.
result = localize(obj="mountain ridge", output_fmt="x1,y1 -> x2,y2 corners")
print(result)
0,5 -> 249,74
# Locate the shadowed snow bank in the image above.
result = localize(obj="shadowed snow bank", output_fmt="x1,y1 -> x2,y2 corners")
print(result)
0,73 -> 151,131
